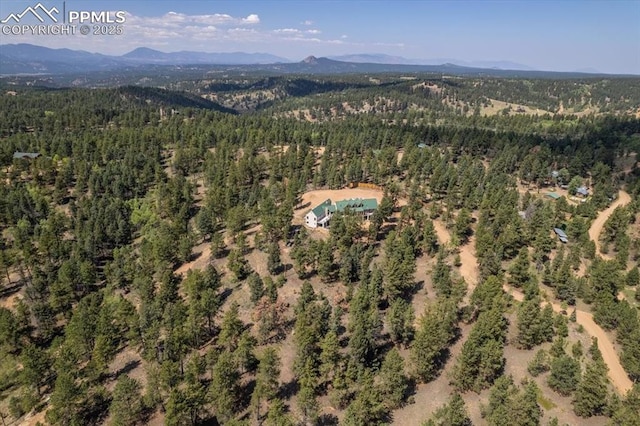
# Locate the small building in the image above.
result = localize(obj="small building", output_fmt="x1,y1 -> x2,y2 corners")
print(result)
546,192 -> 561,200
550,170 -> 560,179
13,152 -> 40,160
576,186 -> 589,197
305,199 -> 335,229
553,227 -> 569,243
417,143 -> 428,149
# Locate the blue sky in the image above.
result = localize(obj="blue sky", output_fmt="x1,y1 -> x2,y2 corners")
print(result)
1,0 -> 638,73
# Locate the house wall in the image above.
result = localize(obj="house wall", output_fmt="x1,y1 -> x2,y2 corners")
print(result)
305,212 -> 317,228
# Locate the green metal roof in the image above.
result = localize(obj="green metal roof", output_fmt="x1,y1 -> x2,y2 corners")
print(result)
311,199 -> 334,218
545,192 -> 561,200
334,198 -> 378,213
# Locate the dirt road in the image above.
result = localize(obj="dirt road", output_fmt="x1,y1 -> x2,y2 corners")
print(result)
433,211 -> 634,395
588,190 -> 632,258
504,285 -> 633,395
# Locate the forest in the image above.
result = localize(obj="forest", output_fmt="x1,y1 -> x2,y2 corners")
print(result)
0,73 -> 640,426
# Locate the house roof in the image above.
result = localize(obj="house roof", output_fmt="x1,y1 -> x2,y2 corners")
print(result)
553,228 -> 569,243
546,192 -> 561,200
13,152 -> 40,159
576,186 -> 589,196
310,199 -> 334,218
553,228 -> 568,238
334,198 -> 378,213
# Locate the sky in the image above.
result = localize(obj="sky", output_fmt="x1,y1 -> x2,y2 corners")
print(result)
1,0 -> 639,74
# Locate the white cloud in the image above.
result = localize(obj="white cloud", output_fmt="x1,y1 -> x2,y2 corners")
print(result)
274,28 -> 301,34
242,14 -> 260,24
0,10 -> 397,57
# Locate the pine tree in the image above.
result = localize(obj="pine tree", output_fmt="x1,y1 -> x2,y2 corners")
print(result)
608,384 -> 640,426
248,273 -> 265,304
252,348 -> 281,421
512,380 -> 542,426
516,297 -> 543,349
573,360 -> 608,417
508,247 -> 531,288
412,301 -> 456,382
219,303 -> 244,352
343,371 -> 387,426
109,376 -> 143,426
209,351 -> 239,423
527,349 -> 550,377
484,375 -> 514,425
548,355 -> 581,396
377,348 -> 408,409
265,398 -> 295,426
317,240 -> 334,283
422,219 -> 438,255
387,298 -> 415,347
423,393 -> 472,426
319,330 -> 340,384
267,242 -> 282,275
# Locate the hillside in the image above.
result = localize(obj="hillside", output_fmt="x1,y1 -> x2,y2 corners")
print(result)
0,78 -> 640,426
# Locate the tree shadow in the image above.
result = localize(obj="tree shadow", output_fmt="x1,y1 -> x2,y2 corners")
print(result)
113,359 -> 141,378
277,379 -> 299,400
317,414 -> 339,425
295,201 -> 311,211
0,282 -> 22,298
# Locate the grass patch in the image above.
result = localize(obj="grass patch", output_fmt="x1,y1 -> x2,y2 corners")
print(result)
623,288 -> 637,307
537,393 -> 557,410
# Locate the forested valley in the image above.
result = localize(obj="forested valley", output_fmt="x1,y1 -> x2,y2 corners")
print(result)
1,74 -> 640,426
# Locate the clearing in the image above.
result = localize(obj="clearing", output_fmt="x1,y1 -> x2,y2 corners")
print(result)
293,187 -> 406,225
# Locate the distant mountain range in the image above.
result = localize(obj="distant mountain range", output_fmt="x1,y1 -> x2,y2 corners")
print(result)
0,44 -> 290,74
0,44 -> 620,77
328,53 -> 536,71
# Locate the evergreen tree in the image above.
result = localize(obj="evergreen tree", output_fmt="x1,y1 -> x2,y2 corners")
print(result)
377,348 -> 408,409
423,393 -> 472,426
508,247 -> 531,288
109,376 -> 143,426
387,298 -> 415,347
248,273 -> 265,304
573,360 -> 608,417
209,351 -> 239,423
219,303 -> 244,352
343,371 -> 387,426
527,349 -> 550,377
512,380 -> 543,426
267,242 -> 282,275
412,301 -> 456,382
548,355 -> 581,396
252,348 -> 281,421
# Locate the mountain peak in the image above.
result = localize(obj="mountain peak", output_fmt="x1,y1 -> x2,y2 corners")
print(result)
302,55 -> 319,64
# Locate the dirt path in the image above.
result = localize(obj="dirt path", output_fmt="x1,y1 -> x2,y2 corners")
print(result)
432,219 -> 450,246
433,219 -> 478,290
435,213 -> 634,395
458,237 -> 478,288
588,190 -> 632,258
175,241 -> 212,276
504,285 -> 633,395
